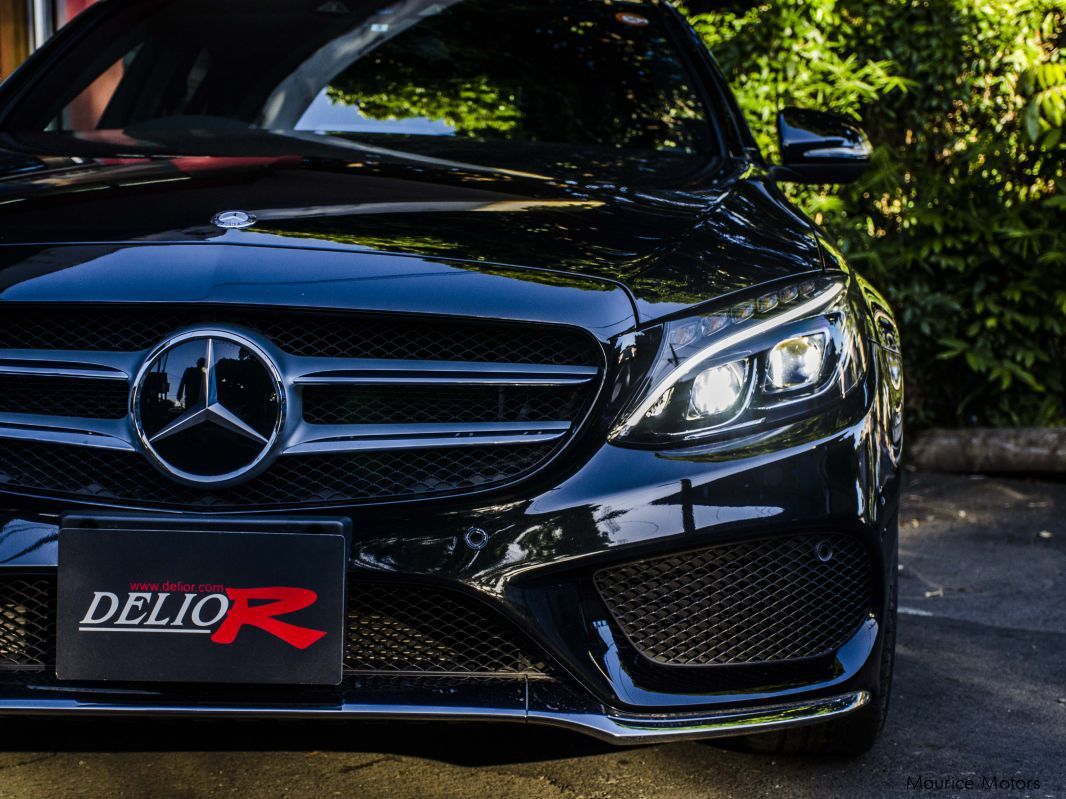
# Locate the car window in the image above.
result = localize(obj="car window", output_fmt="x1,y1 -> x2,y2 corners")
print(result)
5,0 -> 717,157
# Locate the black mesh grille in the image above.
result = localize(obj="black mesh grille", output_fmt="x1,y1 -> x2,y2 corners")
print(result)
256,314 -> 595,366
594,535 -> 873,666
0,577 -> 545,676
0,308 -> 181,352
303,385 -> 585,426
345,583 -> 545,674
0,439 -> 556,508
0,307 -> 599,366
0,375 -> 129,419
0,306 -> 600,507
0,578 -> 54,668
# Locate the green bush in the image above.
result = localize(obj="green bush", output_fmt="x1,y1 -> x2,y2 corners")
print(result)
685,0 -> 1066,428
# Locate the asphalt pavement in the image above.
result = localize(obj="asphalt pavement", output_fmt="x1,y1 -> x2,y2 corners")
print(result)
0,471 -> 1062,799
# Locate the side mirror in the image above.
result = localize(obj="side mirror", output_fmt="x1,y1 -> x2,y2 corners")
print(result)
772,108 -> 872,185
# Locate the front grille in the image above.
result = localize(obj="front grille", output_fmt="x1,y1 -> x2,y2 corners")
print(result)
0,375 -> 128,419
303,385 -> 585,426
0,439 -> 556,508
0,307 -> 599,366
594,534 -> 873,666
0,306 -> 602,508
0,577 -> 546,676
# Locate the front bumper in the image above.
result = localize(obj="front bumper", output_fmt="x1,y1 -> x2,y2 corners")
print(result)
0,406 -> 899,743
0,681 -> 870,745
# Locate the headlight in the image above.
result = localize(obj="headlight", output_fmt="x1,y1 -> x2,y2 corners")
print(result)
767,334 -> 826,390
609,276 -> 865,447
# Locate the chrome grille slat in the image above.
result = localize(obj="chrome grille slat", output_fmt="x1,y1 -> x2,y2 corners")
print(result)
285,357 -> 598,387
0,381 -> 580,456
282,421 -> 571,456
0,413 -> 136,451
0,349 -> 139,380
0,306 -> 603,508
0,365 -> 127,380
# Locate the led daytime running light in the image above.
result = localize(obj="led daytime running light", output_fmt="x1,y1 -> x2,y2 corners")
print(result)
614,281 -> 846,435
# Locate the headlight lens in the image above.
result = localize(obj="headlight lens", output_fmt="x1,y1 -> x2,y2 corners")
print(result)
609,276 -> 864,447
767,333 -> 826,391
690,360 -> 748,417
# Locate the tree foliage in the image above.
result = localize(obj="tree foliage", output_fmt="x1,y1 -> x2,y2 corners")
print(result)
686,0 -> 1066,427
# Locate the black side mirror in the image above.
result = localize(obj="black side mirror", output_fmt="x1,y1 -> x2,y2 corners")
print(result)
772,107 -> 872,185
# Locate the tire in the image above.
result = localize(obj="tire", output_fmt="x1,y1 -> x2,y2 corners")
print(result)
721,532 -> 898,757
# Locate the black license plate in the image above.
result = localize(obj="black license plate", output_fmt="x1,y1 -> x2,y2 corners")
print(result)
56,526 -> 346,685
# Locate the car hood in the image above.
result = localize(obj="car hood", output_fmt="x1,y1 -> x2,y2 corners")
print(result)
0,131 -> 824,327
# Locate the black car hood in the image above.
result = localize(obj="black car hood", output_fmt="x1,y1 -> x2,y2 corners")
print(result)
0,131 -> 824,327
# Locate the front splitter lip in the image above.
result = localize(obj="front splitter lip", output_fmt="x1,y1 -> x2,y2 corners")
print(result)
0,690 -> 869,746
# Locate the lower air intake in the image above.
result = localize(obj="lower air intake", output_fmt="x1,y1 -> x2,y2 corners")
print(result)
0,577 -> 546,676
0,578 -> 53,668
344,582 -> 546,675
594,534 -> 873,666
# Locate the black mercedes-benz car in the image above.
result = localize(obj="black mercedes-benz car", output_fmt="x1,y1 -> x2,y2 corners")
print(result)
0,0 -> 903,753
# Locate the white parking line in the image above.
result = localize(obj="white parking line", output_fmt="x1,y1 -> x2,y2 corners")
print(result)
899,606 -> 935,617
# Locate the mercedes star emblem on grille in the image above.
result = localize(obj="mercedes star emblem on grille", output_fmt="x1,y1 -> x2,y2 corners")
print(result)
131,329 -> 285,487
212,210 -> 257,229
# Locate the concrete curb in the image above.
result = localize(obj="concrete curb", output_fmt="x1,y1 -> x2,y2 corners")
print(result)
909,427 -> 1066,473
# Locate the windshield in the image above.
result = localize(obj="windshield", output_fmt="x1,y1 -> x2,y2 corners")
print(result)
2,0 -> 717,160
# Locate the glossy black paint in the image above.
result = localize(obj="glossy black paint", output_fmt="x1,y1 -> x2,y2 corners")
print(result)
774,108 -> 873,185
0,130 -> 825,322
0,0 -> 902,738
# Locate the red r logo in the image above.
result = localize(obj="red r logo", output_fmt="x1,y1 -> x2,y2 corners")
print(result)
211,587 -> 327,650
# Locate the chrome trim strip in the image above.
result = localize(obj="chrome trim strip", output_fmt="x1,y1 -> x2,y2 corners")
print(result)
282,421 -> 570,455
0,350 -> 137,381
287,357 -> 598,387
0,413 -> 135,451
0,699 -> 528,722
0,691 -> 869,745
298,375 -> 594,387
0,365 -> 129,381
535,690 -> 870,745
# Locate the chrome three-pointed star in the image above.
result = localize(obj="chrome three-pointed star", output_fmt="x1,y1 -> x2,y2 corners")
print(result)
149,338 -> 267,446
